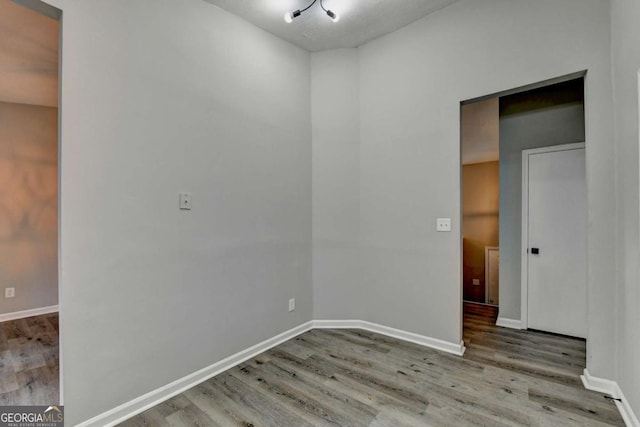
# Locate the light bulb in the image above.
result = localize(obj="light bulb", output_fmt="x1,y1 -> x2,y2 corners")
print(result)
284,9 -> 301,23
326,10 -> 340,22
284,11 -> 293,23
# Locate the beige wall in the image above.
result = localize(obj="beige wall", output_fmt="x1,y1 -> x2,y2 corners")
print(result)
0,102 -> 58,314
461,98 -> 499,165
462,161 -> 499,303
0,0 -> 58,108
0,0 -> 59,315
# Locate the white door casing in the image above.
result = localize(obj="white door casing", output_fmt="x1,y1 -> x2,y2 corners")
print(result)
521,143 -> 587,338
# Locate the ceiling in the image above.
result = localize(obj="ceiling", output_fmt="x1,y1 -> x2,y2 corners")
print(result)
461,98 -> 499,165
203,0 -> 460,52
0,0 -> 58,107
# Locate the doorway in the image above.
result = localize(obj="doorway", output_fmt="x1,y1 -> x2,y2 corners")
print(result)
0,0 -> 61,405
461,75 -> 587,341
461,99 -> 500,307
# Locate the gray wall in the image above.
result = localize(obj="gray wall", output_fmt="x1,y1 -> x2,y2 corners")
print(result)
309,0 -> 616,373
498,84 -> 585,320
355,0 -> 614,359
56,0 -> 312,424
611,0 -> 640,417
312,0 -> 616,379
312,49 -> 362,320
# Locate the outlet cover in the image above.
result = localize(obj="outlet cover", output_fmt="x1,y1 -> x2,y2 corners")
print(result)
179,193 -> 192,210
288,298 -> 295,312
436,218 -> 452,232
4,287 -> 15,298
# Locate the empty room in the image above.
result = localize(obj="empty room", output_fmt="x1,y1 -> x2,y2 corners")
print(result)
0,0 -> 638,426
0,0 -> 59,406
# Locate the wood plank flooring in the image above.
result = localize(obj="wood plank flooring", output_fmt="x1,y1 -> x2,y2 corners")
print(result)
0,313 -> 59,405
121,305 -> 623,426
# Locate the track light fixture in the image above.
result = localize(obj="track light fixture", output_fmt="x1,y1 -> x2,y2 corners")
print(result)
284,0 -> 340,23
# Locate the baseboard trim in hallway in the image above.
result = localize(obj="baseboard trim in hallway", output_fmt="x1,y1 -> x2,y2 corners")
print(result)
495,316 -> 523,329
615,385 -> 640,427
582,369 -> 640,427
313,319 -> 466,356
0,305 -> 59,322
581,368 -> 618,396
77,319 -> 464,426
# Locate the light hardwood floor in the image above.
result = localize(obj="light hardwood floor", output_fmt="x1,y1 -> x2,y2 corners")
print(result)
0,313 -> 59,405
121,305 -> 623,426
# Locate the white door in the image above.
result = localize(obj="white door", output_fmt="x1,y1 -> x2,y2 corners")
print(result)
524,144 -> 587,338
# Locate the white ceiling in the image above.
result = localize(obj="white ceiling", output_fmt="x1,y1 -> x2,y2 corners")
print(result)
203,0 -> 460,52
461,98 -> 499,165
0,0 -> 58,107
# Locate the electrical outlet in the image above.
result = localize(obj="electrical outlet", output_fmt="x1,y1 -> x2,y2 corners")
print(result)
4,287 -> 15,298
436,218 -> 452,232
472,279 -> 480,286
288,298 -> 295,312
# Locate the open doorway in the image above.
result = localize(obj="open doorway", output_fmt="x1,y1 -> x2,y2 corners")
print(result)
0,0 -> 60,405
460,97 -> 501,331
461,99 -> 500,308
461,76 -> 587,341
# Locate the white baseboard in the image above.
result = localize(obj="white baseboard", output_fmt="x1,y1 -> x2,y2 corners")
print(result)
0,305 -> 59,322
77,321 -> 314,427
581,368 -> 617,395
615,382 -> 640,427
581,369 -> 640,427
313,319 -> 466,356
495,316 -> 522,330
312,319 -> 361,330
79,319 -> 466,426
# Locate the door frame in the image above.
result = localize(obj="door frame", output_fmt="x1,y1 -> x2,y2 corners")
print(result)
520,142 -> 586,330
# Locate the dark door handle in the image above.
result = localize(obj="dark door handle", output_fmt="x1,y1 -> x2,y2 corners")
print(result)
531,248 -> 540,255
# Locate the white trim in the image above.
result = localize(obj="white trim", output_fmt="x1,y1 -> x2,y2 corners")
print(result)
0,305 -> 59,323
581,368 -> 617,395
484,246 -> 499,304
615,382 -> 640,427
581,369 -> 640,427
495,316 -> 523,330
313,320 -> 466,356
76,321 -> 314,427
312,319 -> 361,329
521,142 -> 586,330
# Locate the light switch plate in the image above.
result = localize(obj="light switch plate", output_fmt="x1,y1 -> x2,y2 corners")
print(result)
179,193 -> 192,210
436,218 -> 452,232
